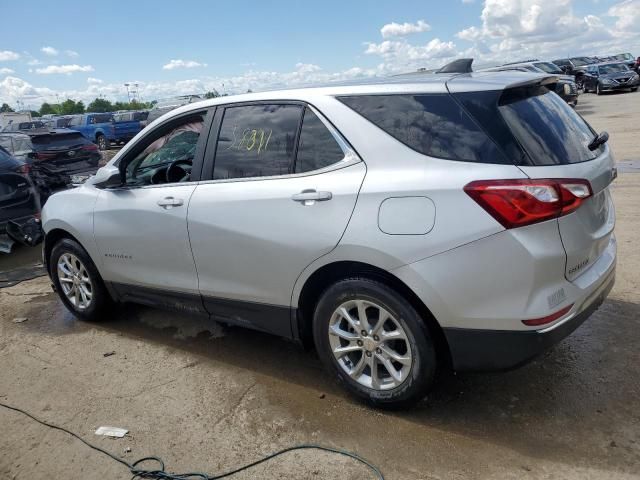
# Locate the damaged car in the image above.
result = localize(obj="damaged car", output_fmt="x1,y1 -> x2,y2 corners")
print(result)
0,145 -> 42,249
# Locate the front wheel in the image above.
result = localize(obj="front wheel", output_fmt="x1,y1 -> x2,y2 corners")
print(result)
596,83 -> 602,95
313,278 -> 437,407
50,238 -> 113,321
631,87 -> 638,92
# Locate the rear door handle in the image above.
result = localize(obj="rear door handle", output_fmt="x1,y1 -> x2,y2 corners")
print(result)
291,189 -> 332,205
157,196 -> 184,209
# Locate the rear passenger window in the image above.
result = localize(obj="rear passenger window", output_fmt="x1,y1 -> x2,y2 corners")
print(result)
214,104 -> 302,179
295,108 -> 345,173
339,94 -> 509,164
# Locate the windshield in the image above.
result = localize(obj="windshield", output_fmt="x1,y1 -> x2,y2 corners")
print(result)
571,57 -> 593,66
498,86 -> 603,165
600,63 -> 629,74
534,62 -> 564,74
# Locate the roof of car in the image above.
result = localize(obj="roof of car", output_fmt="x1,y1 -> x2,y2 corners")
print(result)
162,70 -> 554,118
591,61 -> 630,67
0,131 -> 31,138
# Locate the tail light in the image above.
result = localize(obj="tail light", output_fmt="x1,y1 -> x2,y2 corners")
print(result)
464,179 -> 592,229
35,152 -> 56,160
82,143 -> 98,151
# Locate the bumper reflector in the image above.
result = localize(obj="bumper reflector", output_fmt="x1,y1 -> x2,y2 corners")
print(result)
522,304 -> 573,327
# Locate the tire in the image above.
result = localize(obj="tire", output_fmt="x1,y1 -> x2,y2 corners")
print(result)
596,83 -> 602,95
50,238 -> 113,321
96,134 -> 109,151
313,278 -> 437,408
631,87 -> 638,92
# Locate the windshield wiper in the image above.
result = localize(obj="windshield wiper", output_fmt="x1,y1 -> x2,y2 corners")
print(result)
588,131 -> 609,151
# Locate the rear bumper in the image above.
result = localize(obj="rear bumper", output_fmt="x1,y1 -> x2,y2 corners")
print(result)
443,268 -> 615,371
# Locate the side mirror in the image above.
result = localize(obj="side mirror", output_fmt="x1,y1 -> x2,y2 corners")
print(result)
92,164 -> 123,189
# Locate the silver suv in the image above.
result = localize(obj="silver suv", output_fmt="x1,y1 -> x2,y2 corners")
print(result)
42,70 -> 616,406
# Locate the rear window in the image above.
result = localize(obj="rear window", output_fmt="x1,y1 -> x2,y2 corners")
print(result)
31,132 -> 87,148
498,86 -> 603,165
339,94 -> 509,164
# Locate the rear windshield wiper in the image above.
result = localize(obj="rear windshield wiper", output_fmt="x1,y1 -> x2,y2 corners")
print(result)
588,131 -> 609,151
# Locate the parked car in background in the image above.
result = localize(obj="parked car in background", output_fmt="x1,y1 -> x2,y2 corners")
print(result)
0,145 -> 40,239
486,60 -> 579,106
552,57 -> 597,89
112,110 -> 147,135
0,132 -> 72,201
67,113 -> 143,150
612,53 -> 636,69
41,116 -> 72,129
43,67 -> 616,406
146,95 -> 203,125
583,62 -> 639,95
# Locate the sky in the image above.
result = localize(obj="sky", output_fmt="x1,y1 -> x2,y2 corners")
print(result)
1,0 -> 639,110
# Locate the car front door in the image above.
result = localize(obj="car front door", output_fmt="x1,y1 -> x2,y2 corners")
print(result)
92,108 -> 212,312
187,103 -> 366,336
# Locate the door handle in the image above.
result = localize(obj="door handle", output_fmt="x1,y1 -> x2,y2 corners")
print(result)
291,189 -> 333,205
157,196 -> 184,209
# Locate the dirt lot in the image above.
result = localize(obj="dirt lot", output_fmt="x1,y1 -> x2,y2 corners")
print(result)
1,91 -> 639,479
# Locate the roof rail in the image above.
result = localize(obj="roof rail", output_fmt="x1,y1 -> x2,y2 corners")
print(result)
436,58 -> 473,74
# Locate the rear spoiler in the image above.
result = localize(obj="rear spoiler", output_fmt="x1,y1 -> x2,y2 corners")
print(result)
446,72 -> 560,93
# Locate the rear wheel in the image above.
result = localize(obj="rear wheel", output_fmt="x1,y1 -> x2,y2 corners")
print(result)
313,278 -> 436,407
50,238 -> 112,321
96,134 -> 109,151
596,83 -> 602,95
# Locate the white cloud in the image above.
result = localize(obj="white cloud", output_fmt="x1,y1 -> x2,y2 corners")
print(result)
608,0 -> 640,31
462,0 -> 475,3
162,59 -> 207,70
27,59 -> 42,66
41,46 -> 59,56
87,77 -> 103,84
35,64 -> 94,74
381,20 -> 431,38
65,50 -> 80,58
0,50 -> 20,61
0,67 -> 14,75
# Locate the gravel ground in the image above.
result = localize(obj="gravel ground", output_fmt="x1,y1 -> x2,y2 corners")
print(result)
0,90 -> 639,480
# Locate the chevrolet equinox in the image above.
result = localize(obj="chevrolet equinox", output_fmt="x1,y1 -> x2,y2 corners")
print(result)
42,68 -> 617,406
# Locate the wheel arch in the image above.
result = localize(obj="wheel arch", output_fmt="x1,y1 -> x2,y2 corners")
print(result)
43,228 -> 83,275
295,260 -> 452,367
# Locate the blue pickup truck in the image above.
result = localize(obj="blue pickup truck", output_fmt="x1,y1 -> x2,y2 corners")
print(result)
67,113 -> 142,150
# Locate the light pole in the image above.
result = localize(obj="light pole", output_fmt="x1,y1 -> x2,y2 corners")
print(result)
124,83 -> 131,103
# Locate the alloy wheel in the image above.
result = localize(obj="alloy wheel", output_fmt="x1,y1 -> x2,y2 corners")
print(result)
57,253 -> 93,310
328,299 -> 412,391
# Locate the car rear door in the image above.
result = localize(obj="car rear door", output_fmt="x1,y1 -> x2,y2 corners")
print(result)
187,102 -> 365,336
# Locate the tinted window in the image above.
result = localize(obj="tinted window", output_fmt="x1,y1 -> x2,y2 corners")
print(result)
214,104 -> 302,179
600,63 -> 629,74
295,108 -> 344,173
499,86 -> 603,165
339,94 -> 508,164
90,114 -> 113,124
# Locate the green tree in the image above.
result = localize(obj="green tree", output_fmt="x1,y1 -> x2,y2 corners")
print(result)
0,103 -> 14,112
39,103 -> 59,116
87,98 -> 114,113
204,90 -> 220,99
30,110 -> 41,117
60,98 -> 85,115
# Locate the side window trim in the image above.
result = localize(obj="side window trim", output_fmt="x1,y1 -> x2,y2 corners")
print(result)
200,101 -> 361,183
114,107 -> 215,189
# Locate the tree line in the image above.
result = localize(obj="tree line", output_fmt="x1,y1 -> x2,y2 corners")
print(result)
0,98 -> 155,117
